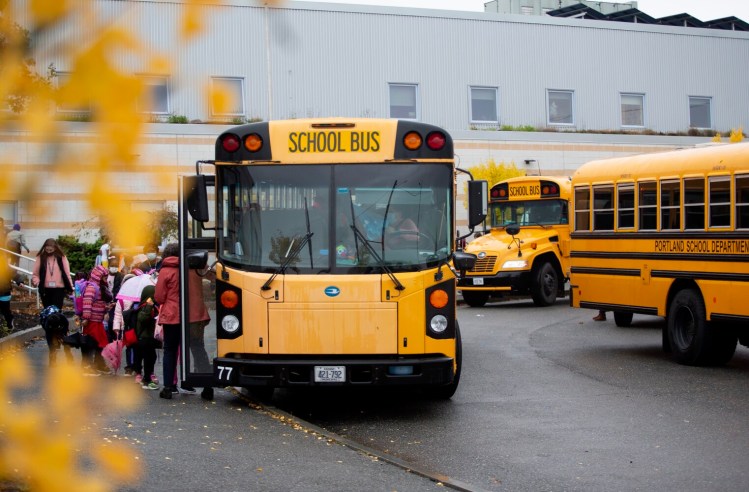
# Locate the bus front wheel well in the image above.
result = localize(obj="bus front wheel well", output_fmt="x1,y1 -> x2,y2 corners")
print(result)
665,279 -> 701,319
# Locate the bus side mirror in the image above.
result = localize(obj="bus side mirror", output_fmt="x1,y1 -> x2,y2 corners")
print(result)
186,175 -> 209,222
453,251 -> 477,271
467,180 -> 488,229
187,251 -> 208,269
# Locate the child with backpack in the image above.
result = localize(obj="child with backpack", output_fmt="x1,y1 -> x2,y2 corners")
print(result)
133,285 -> 160,390
39,305 -> 73,366
80,265 -> 112,373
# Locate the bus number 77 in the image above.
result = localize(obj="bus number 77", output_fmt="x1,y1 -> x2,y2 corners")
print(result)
216,365 -> 233,382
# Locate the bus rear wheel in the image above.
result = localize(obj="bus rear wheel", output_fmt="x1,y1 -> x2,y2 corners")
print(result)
531,261 -> 558,307
425,323 -> 462,399
462,291 -> 489,307
667,288 -> 737,366
613,311 -> 633,327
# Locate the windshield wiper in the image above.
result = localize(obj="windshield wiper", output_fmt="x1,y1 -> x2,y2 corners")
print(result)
350,224 -> 405,291
261,232 -> 314,291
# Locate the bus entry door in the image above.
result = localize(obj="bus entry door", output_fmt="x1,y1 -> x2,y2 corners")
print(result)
178,174 -> 217,390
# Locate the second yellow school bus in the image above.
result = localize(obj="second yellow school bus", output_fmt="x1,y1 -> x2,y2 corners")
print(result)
570,142 -> 749,366
457,175 -> 572,307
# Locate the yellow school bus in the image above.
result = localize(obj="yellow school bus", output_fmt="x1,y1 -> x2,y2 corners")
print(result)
178,118 -> 486,399
457,176 -> 572,307
570,142 -> 749,366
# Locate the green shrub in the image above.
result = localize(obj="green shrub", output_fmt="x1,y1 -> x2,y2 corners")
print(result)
56,235 -> 102,275
166,114 -> 189,124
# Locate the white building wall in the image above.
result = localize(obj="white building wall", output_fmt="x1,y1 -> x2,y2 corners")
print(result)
12,0 -> 749,134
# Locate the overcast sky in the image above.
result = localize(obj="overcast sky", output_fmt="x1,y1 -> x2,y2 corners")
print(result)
291,0 -> 749,22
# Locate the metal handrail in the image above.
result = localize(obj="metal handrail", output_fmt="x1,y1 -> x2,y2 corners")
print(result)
1,246 -> 40,308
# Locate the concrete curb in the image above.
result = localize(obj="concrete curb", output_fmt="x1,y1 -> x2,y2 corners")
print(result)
0,326 -> 43,355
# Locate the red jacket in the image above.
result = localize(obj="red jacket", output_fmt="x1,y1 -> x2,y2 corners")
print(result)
154,256 -> 180,325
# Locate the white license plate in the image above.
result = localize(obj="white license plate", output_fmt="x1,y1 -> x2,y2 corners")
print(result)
314,366 -> 346,383
472,278 -> 484,285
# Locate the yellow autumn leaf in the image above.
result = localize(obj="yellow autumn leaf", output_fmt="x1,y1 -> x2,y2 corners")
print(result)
29,0 -> 73,27
94,442 -> 140,481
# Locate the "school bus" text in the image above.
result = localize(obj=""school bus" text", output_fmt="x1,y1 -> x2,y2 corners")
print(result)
288,131 -> 381,153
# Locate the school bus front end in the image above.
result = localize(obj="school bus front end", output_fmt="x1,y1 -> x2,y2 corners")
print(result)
457,177 -> 572,307
181,118 -> 485,398
212,270 -> 459,391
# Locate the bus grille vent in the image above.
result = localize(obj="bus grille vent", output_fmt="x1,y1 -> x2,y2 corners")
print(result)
471,256 -> 497,273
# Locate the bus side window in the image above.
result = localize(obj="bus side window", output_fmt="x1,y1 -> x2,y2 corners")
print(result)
593,186 -> 614,231
638,181 -> 657,230
736,175 -> 749,229
574,186 -> 590,231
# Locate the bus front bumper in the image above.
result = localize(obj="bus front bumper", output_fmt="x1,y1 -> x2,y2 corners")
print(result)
457,270 -> 532,292
212,355 -> 455,388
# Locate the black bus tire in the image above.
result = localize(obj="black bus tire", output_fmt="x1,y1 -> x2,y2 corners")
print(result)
613,311 -> 633,327
531,261 -> 558,307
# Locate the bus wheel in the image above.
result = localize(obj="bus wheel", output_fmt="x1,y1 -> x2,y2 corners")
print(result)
667,289 -> 736,366
426,323 -> 462,399
613,311 -> 633,327
461,291 -> 489,307
531,261 -> 558,307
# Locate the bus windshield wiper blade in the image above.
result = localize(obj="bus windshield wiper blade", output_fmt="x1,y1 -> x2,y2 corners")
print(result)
261,232 -> 314,291
351,224 -> 405,291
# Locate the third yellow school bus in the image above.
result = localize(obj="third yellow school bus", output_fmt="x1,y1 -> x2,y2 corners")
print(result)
570,142 -> 749,366
457,175 -> 572,307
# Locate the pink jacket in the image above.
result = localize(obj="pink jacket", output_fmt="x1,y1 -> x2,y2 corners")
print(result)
32,255 -> 72,290
188,269 -> 210,323
154,256 -> 180,325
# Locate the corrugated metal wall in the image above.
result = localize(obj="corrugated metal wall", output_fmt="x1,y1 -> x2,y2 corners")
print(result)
13,0 -> 749,133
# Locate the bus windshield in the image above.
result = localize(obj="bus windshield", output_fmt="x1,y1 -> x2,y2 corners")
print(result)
490,199 -> 568,227
218,163 -> 452,273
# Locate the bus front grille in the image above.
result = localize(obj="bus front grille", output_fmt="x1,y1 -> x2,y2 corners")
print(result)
470,256 -> 497,273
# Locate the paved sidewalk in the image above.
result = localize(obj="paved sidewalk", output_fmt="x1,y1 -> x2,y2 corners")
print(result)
3,334 -> 449,492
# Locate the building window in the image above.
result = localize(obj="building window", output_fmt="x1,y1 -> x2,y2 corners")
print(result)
660,180 -> 680,230
469,86 -> 498,124
389,83 -> 418,120
621,93 -> 644,127
638,181 -> 657,230
683,177 -> 705,230
211,77 -> 245,116
137,75 -> 170,114
592,186 -> 614,230
573,186 -> 590,231
521,6 -> 534,15
0,202 -> 17,226
547,90 -> 574,126
689,96 -> 712,129
736,175 -> 749,229
617,183 -> 635,229
55,72 -> 90,113
708,177 -> 730,228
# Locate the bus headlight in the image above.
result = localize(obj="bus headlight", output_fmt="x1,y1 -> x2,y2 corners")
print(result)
430,314 -> 448,334
502,259 -> 528,269
221,315 -> 240,334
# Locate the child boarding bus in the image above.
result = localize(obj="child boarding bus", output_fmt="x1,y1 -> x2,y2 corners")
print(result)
177,118 -> 487,400
457,176 -> 572,307
570,142 -> 749,366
